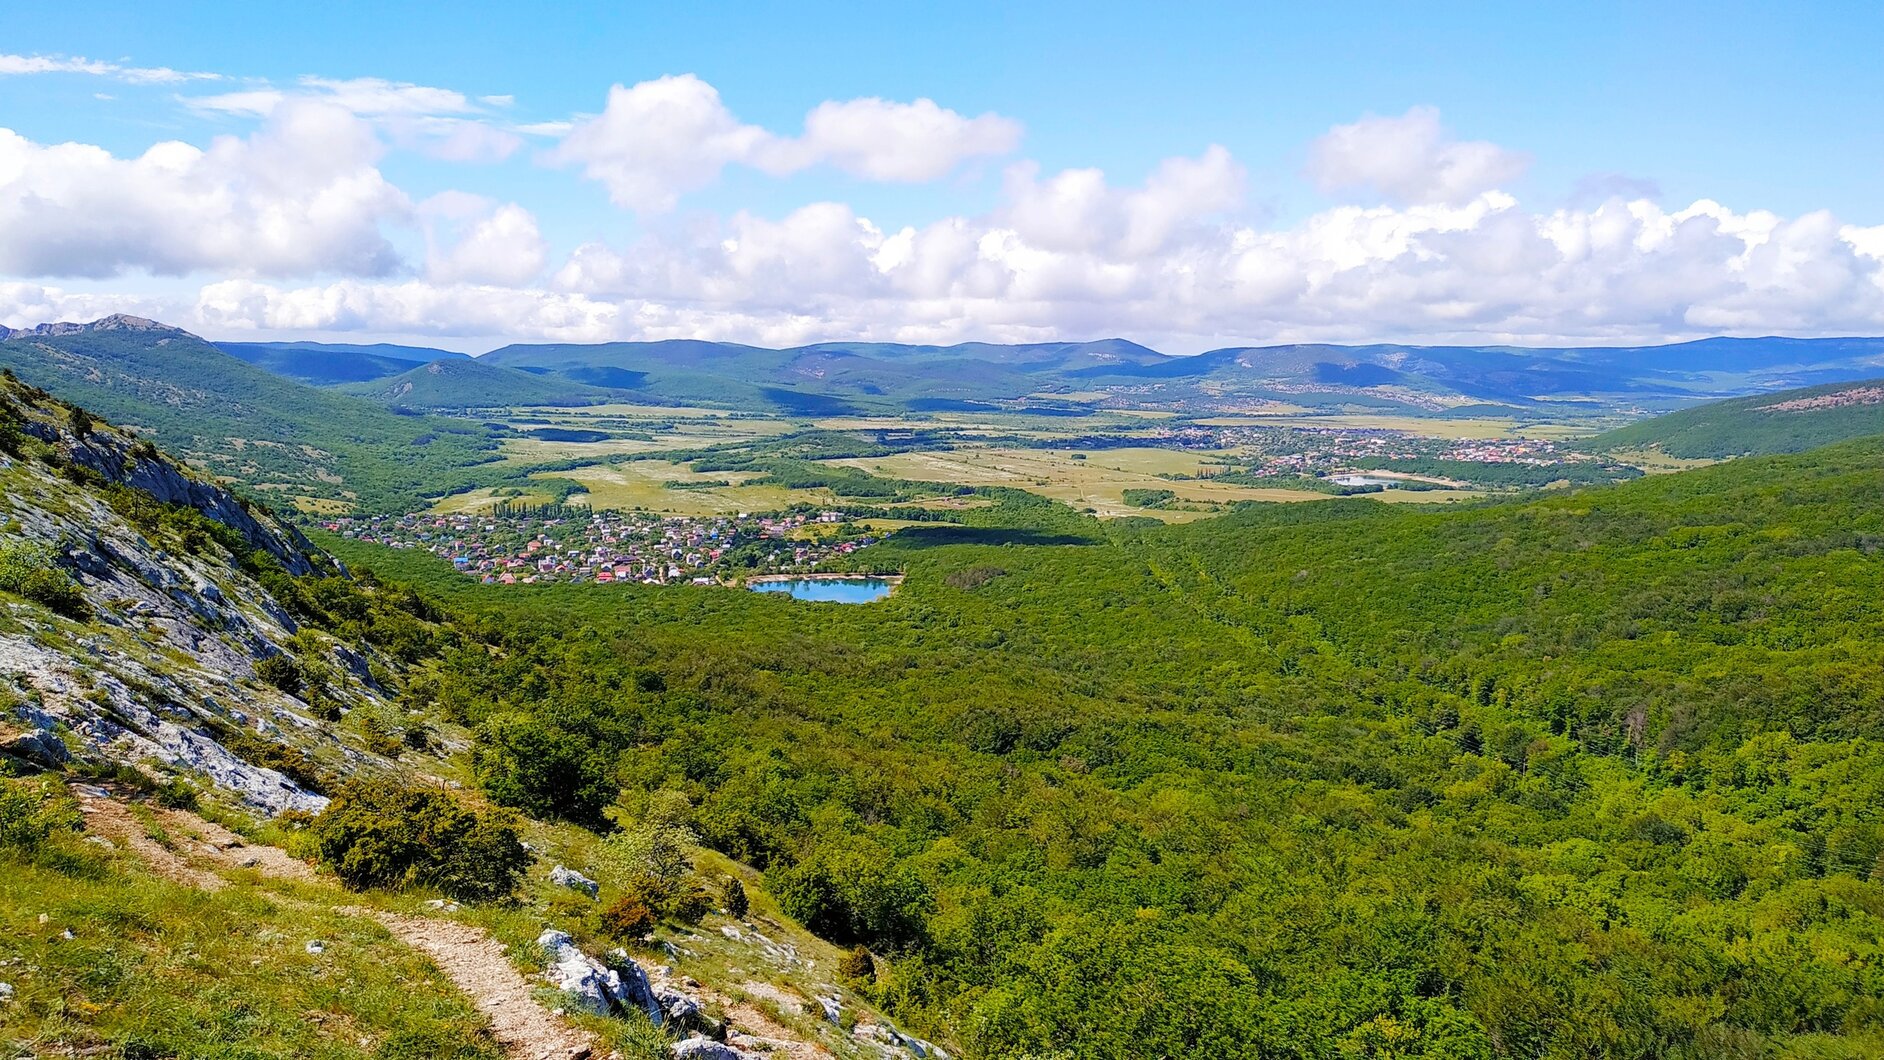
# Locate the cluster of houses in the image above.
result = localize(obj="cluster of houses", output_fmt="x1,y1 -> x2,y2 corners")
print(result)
321,508 -> 882,586
1211,425 -> 1586,478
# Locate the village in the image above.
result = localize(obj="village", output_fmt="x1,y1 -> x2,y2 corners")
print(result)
1205,424 -> 1599,479
321,507 -> 888,586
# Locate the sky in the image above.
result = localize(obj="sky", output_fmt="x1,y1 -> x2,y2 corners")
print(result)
3,1 -> 1884,353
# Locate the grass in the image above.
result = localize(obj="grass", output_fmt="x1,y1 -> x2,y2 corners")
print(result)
0,842 -> 504,1059
827,447 -> 1335,516
545,461 -> 840,515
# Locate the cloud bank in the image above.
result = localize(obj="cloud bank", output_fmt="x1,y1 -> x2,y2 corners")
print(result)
3,65 -> 1883,351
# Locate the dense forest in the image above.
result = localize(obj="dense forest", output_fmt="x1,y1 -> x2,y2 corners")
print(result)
323,434 -> 1884,1060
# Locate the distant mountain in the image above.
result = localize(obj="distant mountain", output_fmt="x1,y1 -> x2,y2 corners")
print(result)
472,334 -> 1884,415
0,317 -> 499,511
217,340 -> 468,386
1591,377 -> 1884,457
338,357 -> 628,410
480,338 -> 1078,414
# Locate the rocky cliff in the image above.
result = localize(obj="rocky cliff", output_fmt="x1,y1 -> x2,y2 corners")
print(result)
0,370 -> 414,812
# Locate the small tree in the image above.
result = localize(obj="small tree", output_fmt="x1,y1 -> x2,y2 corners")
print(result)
601,894 -> 657,940
722,876 -> 750,919
66,405 -> 93,440
839,944 -> 876,983
254,655 -> 304,696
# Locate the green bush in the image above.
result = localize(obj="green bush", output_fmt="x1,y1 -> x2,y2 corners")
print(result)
838,944 -> 876,982
253,654 -> 305,695
0,541 -> 88,618
0,777 -> 79,850
310,779 -> 530,901
471,713 -> 615,826
722,876 -> 749,919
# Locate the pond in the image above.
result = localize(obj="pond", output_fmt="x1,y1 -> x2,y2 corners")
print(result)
747,576 -> 898,603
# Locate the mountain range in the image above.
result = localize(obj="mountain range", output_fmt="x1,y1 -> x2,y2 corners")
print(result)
205,332 -> 1884,416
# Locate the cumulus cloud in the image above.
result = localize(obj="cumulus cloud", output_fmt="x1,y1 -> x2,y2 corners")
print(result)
795,97 -> 1022,181
1307,106 -> 1531,205
466,166 -> 1884,348
0,281 -> 176,329
0,52 -> 221,85
194,277 -> 621,342
424,201 -> 548,286
0,101 -> 408,278
550,75 -> 1022,211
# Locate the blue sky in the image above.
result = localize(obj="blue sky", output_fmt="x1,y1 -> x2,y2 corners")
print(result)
3,1 -> 1883,351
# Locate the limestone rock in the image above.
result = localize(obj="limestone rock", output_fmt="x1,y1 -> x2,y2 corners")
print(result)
550,864 -> 599,898
3,728 -> 71,767
670,1037 -> 754,1060
538,929 -> 625,1016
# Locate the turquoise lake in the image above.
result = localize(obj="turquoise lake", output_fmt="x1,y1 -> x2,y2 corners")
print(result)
748,577 -> 896,603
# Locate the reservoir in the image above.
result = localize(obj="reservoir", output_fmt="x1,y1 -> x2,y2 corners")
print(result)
748,576 -> 898,603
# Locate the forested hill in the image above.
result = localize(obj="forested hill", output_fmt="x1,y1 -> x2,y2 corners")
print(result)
0,317 -> 504,511
325,433 -> 1884,1060
1593,376 -> 1884,457
337,356 -> 629,410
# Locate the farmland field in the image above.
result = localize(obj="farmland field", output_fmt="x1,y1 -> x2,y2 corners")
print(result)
825,446 -> 1466,517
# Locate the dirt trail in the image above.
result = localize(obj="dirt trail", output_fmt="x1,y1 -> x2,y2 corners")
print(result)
378,912 -> 597,1060
73,786 -> 598,1060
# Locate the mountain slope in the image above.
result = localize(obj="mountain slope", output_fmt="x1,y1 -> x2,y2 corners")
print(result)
0,374 -> 924,1060
1591,376 -> 1884,457
0,317 -> 500,511
338,357 -> 627,410
218,339 -> 468,385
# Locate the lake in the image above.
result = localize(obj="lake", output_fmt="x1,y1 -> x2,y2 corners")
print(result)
748,577 -> 897,603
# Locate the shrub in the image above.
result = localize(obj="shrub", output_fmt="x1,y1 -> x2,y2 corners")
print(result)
669,881 -> 714,924
311,779 -> 530,901
722,876 -> 750,919
600,894 -> 657,939
0,541 -> 88,618
154,778 -> 200,811
839,944 -> 876,982
471,713 -> 615,826
253,655 -> 304,696
0,777 -> 79,850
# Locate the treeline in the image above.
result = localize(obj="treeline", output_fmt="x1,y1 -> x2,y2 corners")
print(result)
1349,455 -> 1643,487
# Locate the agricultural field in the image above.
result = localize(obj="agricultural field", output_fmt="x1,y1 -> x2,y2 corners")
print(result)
825,446 -> 1459,517
545,460 -> 838,515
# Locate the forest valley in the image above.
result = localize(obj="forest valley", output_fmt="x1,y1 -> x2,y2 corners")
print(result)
3,370 -> 1883,1060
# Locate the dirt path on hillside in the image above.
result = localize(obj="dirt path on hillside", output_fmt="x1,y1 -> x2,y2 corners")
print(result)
376,912 -> 599,1060
73,786 -> 599,1060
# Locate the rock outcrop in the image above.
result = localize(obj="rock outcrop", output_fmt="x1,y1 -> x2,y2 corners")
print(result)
550,864 -> 600,898
536,930 -> 712,1034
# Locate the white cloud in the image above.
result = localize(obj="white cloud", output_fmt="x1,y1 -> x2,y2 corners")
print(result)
194,277 -> 621,342
425,202 -> 548,286
549,75 -> 787,212
0,281 -> 176,329
550,75 -> 1022,211
1307,106 -> 1531,205
0,101 -> 409,279
0,53 -> 221,85
185,76 -> 524,162
796,97 -> 1021,181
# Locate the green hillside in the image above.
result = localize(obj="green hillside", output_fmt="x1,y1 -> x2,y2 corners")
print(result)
338,357 -> 627,410
1594,377 -> 1884,457
217,340 -> 464,385
328,435 -> 1884,1060
0,317 -> 502,511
